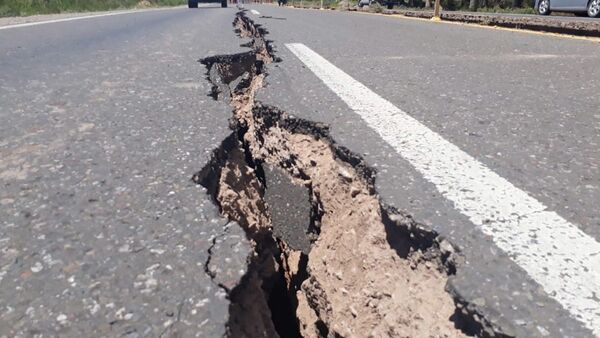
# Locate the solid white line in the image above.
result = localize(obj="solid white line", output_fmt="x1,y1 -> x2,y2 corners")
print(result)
250,9 -> 261,15
286,42 -> 600,336
0,8 -> 177,31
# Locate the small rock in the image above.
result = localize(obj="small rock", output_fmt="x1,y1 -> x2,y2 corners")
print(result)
439,239 -> 455,255
90,302 -> 101,315
115,307 -> 126,320
537,326 -> 550,336
145,278 -> 158,289
56,313 -> 68,325
30,262 -> 43,273
338,168 -> 353,182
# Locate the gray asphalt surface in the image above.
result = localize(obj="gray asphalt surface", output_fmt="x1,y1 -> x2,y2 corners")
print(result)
0,7 -> 252,337
250,5 -> 599,337
1,3 -> 599,338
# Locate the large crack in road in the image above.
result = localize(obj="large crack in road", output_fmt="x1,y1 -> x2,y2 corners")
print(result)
194,11 -> 508,338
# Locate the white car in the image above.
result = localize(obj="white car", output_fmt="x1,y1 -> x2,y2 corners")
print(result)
535,0 -> 600,17
358,0 -> 374,8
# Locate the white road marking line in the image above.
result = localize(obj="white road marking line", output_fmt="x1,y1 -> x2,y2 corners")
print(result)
0,8 -> 178,31
286,42 -> 600,336
250,9 -> 261,15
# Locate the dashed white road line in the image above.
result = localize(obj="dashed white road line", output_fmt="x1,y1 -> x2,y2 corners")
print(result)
250,9 -> 261,15
286,42 -> 600,336
0,8 -> 179,31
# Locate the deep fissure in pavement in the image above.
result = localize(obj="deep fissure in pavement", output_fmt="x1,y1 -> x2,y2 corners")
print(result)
194,11 -> 506,338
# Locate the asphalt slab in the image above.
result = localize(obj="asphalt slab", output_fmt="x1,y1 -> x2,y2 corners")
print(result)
0,6 -> 251,337
250,5 -> 598,337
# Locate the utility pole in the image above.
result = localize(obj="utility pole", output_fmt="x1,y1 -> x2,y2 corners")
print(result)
433,0 -> 442,20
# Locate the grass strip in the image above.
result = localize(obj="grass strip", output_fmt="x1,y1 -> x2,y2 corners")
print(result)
0,0 -> 186,17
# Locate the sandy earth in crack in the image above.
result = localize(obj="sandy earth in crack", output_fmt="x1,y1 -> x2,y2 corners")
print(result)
245,123 -> 467,338
218,146 -> 269,234
215,144 -> 281,338
202,11 -> 470,338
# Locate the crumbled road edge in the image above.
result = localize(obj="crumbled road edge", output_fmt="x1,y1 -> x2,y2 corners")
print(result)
379,9 -> 600,38
193,11 -> 512,338
303,5 -> 600,38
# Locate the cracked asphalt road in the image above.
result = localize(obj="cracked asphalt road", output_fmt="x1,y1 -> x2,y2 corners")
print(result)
0,7 -> 252,337
1,4 -> 599,337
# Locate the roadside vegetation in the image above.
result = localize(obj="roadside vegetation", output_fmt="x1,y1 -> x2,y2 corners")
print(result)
383,0 -> 537,14
430,0 -> 536,13
0,0 -> 187,17
376,0 -> 538,13
284,0 -> 353,9
475,5 -> 536,13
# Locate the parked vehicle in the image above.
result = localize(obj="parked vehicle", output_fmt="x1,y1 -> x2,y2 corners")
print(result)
358,0 -> 373,7
382,0 -> 404,9
361,0 -> 403,8
535,0 -> 600,17
189,0 -> 228,8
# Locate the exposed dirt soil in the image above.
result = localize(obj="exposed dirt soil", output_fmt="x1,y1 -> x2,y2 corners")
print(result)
246,120 -> 465,338
195,11 -> 503,338
217,146 -> 270,235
